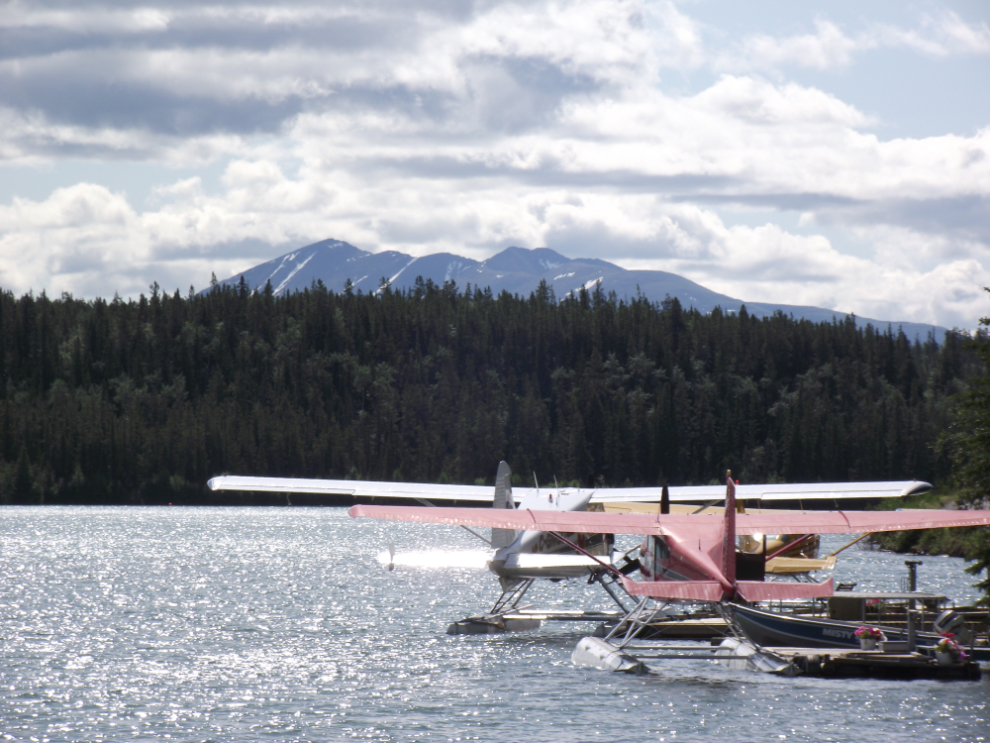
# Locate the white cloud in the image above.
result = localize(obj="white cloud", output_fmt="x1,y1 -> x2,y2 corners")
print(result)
878,9 -> 990,57
0,0 -> 988,329
0,184 -> 135,233
716,8 -> 990,74
3,5 -> 172,34
933,10 -> 990,54
0,184 -> 147,295
657,218 -> 990,330
728,20 -> 859,71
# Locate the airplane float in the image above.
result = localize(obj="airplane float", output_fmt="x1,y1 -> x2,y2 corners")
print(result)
347,473 -> 990,673
210,468 -> 936,632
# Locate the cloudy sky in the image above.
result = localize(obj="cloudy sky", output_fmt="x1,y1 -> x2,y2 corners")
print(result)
1,0 -> 988,328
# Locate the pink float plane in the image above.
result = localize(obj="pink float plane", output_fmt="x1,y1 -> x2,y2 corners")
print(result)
349,474 -> 990,673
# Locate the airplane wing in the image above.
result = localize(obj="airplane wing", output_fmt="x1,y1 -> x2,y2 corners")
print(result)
207,476 -> 495,501
765,555 -> 837,574
600,481 -> 932,502
208,475 -> 931,503
733,509 -> 990,535
348,504 -> 990,537
605,503 -> 814,515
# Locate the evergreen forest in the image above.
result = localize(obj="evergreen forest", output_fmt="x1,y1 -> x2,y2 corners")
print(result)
0,278 -> 982,505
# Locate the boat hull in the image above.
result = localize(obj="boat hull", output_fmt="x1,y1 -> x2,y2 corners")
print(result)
730,604 -> 989,662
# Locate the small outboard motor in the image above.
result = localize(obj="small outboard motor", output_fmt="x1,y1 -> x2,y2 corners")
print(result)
933,610 -> 971,645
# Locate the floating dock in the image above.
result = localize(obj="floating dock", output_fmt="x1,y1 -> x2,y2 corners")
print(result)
572,637 -> 983,680
594,615 -> 727,640
767,647 -> 982,680
447,608 -> 626,634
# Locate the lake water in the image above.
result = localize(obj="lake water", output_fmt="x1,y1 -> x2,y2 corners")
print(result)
0,506 -> 987,742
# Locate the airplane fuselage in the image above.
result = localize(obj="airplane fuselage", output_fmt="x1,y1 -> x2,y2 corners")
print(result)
639,535 -> 716,583
487,487 -> 614,581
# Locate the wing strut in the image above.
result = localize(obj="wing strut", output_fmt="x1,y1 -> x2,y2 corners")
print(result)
415,497 -> 492,546
826,532 -> 873,557
545,531 -> 625,581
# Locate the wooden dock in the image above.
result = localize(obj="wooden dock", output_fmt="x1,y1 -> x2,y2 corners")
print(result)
595,615 -> 728,639
573,637 -> 983,680
769,647 -> 982,680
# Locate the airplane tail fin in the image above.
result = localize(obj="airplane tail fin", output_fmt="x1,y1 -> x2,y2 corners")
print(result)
491,461 -> 516,549
722,471 -> 736,590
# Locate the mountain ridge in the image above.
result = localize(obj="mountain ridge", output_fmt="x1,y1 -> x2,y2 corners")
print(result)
215,238 -> 948,343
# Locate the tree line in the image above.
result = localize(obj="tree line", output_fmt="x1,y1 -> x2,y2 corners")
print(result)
0,277 -> 982,505
874,287 -> 990,604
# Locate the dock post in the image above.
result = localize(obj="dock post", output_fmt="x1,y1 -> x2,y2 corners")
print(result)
906,609 -> 917,652
905,560 -> 922,592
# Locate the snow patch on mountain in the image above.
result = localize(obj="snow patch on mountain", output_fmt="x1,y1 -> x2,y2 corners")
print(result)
273,252 -> 315,295
212,239 -> 948,343
377,257 -> 419,294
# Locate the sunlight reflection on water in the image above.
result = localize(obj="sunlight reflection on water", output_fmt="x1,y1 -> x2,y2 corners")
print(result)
376,548 -> 492,569
0,506 -> 986,743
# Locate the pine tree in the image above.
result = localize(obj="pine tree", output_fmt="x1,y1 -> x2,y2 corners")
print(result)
14,445 -> 34,502
941,288 -> 990,604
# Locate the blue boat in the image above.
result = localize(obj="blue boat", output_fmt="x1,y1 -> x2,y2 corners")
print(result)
730,602 -> 990,663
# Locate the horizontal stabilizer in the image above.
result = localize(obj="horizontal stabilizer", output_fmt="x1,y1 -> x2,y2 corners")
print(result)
734,578 -> 835,602
619,577 -> 724,602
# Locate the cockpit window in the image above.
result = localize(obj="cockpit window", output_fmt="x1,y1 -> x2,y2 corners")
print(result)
654,536 -> 670,562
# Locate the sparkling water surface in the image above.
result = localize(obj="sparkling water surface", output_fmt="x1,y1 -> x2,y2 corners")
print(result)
1,507 -> 987,742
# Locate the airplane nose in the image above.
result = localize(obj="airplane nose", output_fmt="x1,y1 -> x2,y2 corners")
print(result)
487,559 -> 507,577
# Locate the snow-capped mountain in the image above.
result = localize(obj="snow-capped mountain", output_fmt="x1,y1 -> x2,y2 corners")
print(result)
214,238 -> 946,342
